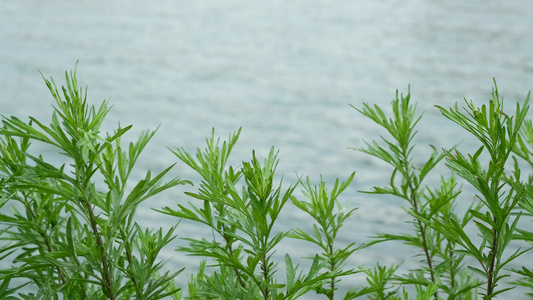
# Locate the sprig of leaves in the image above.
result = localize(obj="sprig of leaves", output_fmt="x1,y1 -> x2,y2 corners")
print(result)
354,87 -> 479,299
0,63 -> 188,299
432,80 -> 530,299
289,172 -> 365,299
161,130 -> 349,299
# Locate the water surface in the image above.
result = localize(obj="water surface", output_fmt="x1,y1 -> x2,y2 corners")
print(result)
1,1 -> 533,298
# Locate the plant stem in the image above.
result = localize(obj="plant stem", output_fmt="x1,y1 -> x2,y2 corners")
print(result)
75,149 -> 115,299
409,181 -> 438,300
400,143 -> 438,298
328,241 -> 335,300
222,226 -> 246,288
32,211 -> 68,285
486,217 -> 499,297
23,194 -> 68,285
40,229 -> 68,285
260,237 -> 270,300
86,199 -> 115,300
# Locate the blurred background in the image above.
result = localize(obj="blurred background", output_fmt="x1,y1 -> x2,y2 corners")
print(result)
1,0 -> 533,297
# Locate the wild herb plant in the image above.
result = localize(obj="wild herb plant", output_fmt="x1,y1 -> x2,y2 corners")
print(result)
429,82 -> 531,299
512,118 -> 533,297
396,283 -> 439,300
0,65 -> 188,299
352,263 -> 398,300
353,88 -> 480,299
159,130 -> 345,299
289,172 -> 374,299
512,197 -> 533,298
3,64 -> 533,300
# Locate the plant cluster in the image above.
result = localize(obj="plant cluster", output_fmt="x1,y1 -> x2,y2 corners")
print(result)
1,65 -> 533,299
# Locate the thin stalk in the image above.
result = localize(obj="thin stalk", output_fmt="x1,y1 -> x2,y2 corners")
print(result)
76,153 -> 115,299
85,196 -> 115,300
406,164 -> 438,300
40,228 -> 68,284
221,224 -> 246,288
328,240 -> 336,300
24,194 -> 68,285
412,191 -> 438,300
486,217 -> 499,297
260,237 -> 270,300
34,215 -> 68,284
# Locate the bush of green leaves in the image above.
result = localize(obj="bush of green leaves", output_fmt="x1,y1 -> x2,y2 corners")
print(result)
0,64 -> 189,299
1,65 -> 533,299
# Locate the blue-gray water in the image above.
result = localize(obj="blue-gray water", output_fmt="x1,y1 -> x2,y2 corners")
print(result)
2,1 -> 533,298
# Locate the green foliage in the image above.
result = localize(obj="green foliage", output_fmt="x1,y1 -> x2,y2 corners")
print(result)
0,64 -> 189,299
356,263 -> 401,300
2,65 -> 533,300
431,82 -> 530,299
160,129 -> 351,299
354,88 -> 480,299
289,172 -> 367,299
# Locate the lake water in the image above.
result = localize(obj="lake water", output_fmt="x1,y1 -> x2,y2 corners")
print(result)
2,1 -> 533,298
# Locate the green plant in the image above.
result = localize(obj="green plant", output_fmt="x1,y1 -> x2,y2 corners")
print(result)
429,82 -> 530,299
354,88 -> 479,299
289,172 -> 370,299
510,117 -> 533,297
352,263 -> 401,300
0,64 -> 188,299
159,129 -> 349,299
2,64 -> 533,300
